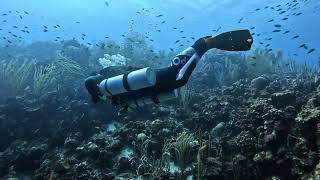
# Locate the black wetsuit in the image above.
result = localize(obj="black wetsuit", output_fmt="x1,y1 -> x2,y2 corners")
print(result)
85,30 -> 253,106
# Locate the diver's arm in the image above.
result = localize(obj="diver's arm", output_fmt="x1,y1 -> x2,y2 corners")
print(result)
169,36 -> 218,88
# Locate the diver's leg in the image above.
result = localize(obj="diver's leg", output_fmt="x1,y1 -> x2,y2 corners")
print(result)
174,30 -> 253,86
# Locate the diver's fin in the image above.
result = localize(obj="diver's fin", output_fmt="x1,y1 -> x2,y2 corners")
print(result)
206,29 -> 253,51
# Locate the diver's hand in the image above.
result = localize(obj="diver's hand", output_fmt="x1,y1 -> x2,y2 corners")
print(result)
85,75 -> 103,103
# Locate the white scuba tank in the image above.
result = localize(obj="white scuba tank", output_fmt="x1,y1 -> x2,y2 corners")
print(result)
98,67 -> 156,96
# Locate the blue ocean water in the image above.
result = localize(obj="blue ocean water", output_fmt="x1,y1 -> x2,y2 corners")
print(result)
1,0 -> 320,65
1,1 -> 320,179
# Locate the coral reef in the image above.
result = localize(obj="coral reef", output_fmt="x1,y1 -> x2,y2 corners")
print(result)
98,54 -> 128,68
0,34 -> 319,180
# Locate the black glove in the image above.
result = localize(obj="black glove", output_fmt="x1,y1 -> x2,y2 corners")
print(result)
85,74 -> 103,103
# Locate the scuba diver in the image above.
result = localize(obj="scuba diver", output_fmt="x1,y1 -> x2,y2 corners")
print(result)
85,30 -> 253,109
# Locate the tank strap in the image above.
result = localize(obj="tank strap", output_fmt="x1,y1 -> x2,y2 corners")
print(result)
104,80 -> 113,96
122,72 -> 131,92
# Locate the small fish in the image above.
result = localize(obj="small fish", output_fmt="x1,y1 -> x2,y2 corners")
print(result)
150,39 -> 154,42
259,42 -> 264,45
299,44 -> 306,48
279,11 -> 286,14
268,19 -> 274,22
75,21 -> 80,24
161,21 -> 166,24
296,12 -> 302,16
307,48 -> 315,54
265,38 -> 272,40
81,37 -> 85,40
121,34 -> 125,37
250,27 -> 255,30
266,44 -> 270,47
264,6 -> 269,9
104,1 -> 109,7
24,26 -> 28,29
12,26 -> 18,28
179,30 -> 184,33
26,30 -> 30,34
156,14 -> 163,17
7,40 -> 12,43
24,11 -> 29,15
255,8 -> 260,11
173,27 -> 177,29
283,30 -> 290,34
12,34 -> 17,38
180,44 -> 184,47
179,17 -> 184,20
191,37 -> 195,40
82,33 -> 86,36
2,13 -> 7,16
272,29 -> 281,32
87,43 -> 92,45
292,35 -> 299,39
43,29 -> 48,32
274,24 -> 282,28
174,40 -> 180,44
293,53 -> 298,56
105,36 -> 109,39
170,48 -> 174,51
2,20 -> 7,23
43,25 -> 48,29
282,17 -> 289,20
238,17 -> 244,23
181,36 -> 186,39
252,56 -> 257,59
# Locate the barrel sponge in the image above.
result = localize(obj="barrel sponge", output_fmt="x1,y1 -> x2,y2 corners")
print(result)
98,54 -> 129,68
